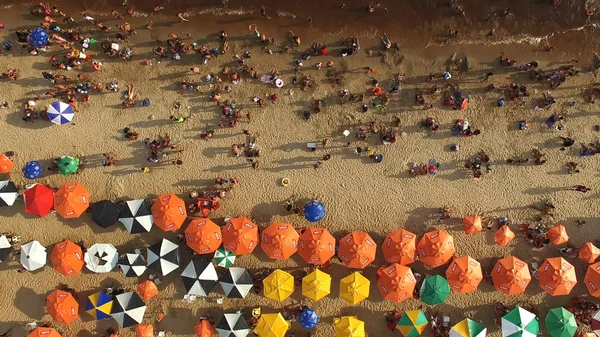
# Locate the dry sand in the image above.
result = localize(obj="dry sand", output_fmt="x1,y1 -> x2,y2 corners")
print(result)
1,9 -> 600,337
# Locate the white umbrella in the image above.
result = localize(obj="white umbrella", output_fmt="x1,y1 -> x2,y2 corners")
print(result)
20,240 -> 47,271
119,199 -> 153,234
0,235 -> 13,262
85,243 -> 118,273
0,180 -> 18,207
118,252 -> 147,277
181,259 -> 218,297
147,239 -> 179,276
111,291 -> 146,328
216,312 -> 250,337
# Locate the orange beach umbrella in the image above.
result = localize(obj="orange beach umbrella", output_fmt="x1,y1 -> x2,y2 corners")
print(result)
538,257 -> 577,296
136,324 -> 154,337
185,218 -> 222,254
463,215 -> 482,234
494,225 -> 515,247
338,231 -> 377,269
0,153 -> 13,173
547,224 -> 569,245
137,280 -> 159,301
50,240 -> 84,277
445,256 -> 483,294
298,227 -> 336,264
194,320 -> 216,337
584,262 -> 600,297
491,256 -> 531,295
222,217 -> 259,255
28,328 -> 62,337
261,222 -> 299,259
46,290 -> 79,324
54,182 -> 90,219
377,263 -> 416,303
580,242 -> 600,264
381,229 -> 417,265
417,230 -> 455,268
152,193 -> 187,231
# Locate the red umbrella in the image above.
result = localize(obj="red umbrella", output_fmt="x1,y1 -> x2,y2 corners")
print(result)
24,184 -> 55,216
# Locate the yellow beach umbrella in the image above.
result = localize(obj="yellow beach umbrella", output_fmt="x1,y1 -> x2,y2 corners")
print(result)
340,272 -> 370,304
253,313 -> 290,337
263,269 -> 295,301
334,316 -> 365,337
302,269 -> 331,301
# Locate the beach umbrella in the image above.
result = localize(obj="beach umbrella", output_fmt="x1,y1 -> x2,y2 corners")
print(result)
338,231 -> 377,269
501,307 -> 539,337
299,309 -> 319,329
446,256 -> 483,294
449,318 -> 486,337
24,184 -> 54,216
585,262 -> 600,297
56,156 -> 79,176
29,27 -> 49,47
304,200 -> 326,222
220,267 -> 253,298
137,280 -> 158,301
261,222 -> 299,259
50,240 -> 84,277
147,238 -> 180,276
397,310 -> 428,337
54,182 -> 89,219
85,291 -> 113,320
0,153 -> 13,173
547,224 -> 569,245
222,217 -> 259,255
22,160 -> 42,179
119,199 -> 153,233
216,312 -> 250,337
28,328 -> 61,337
494,225 -> 515,247
185,218 -> 223,254
297,227 -> 335,264
254,313 -> 290,337
0,235 -> 13,262
340,272 -> 370,304
264,269 -> 294,301
46,290 -> 79,324
151,193 -> 187,232
111,291 -> 147,328
545,307 -> 577,337
538,257 -> 577,296
580,242 -> 600,264
492,256 -> 531,295
47,101 -> 74,125
463,215 -> 482,234
181,259 -> 219,297
0,180 -> 18,207
194,319 -> 216,337
84,243 -> 118,273
593,311 -> 600,335
20,240 -> 47,271
334,316 -> 364,337
118,252 -> 147,277
378,263 -> 416,303
136,324 -> 154,337
302,269 -> 331,301
382,229 -> 417,265
214,247 -> 236,267
417,229 -> 455,268
91,200 -> 119,228
420,275 -> 451,305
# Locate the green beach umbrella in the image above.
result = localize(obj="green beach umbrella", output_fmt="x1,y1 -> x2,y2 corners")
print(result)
57,156 -> 79,176
545,307 -> 577,337
397,310 -> 428,337
501,307 -> 539,337
420,275 -> 451,305
449,318 -> 487,337
214,247 -> 235,267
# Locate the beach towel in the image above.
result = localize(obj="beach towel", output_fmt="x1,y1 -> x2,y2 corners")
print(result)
545,113 -> 557,128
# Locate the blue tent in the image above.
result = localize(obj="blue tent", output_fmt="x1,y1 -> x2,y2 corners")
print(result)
304,200 -> 325,222
29,28 -> 49,47
299,309 -> 319,329
22,161 -> 42,179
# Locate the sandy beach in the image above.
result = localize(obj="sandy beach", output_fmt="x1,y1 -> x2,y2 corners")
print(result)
2,1 -> 600,337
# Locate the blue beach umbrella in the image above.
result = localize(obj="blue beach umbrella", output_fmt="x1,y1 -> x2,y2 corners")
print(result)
85,291 -> 113,320
29,28 -> 49,47
47,102 -> 74,125
304,200 -> 325,222
22,161 -> 42,179
299,309 -> 319,329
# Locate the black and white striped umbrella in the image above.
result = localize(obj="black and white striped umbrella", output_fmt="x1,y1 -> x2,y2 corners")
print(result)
119,199 -> 153,233
0,235 -> 13,262
110,291 -> 146,328
216,312 -> 250,337
0,181 -> 18,207
181,259 -> 218,296
147,239 -> 179,276
118,252 -> 147,277
220,267 -> 253,298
